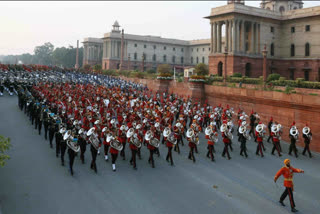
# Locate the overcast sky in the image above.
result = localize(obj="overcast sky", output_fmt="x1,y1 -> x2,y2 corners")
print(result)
0,1 -> 319,55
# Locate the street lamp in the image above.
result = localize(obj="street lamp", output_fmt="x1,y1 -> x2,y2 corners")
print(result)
223,47 -> 228,85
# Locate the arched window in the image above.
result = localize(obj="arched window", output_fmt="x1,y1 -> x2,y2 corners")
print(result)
152,54 -> 156,62
305,43 -> 310,56
266,7 -> 271,10
181,57 -> 184,64
279,6 -> 285,12
143,53 -> 146,61
163,55 -> 167,62
172,55 -> 176,63
218,62 -> 223,76
270,43 -> 274,56
245,63 -> 251,77
134,52 -> 137,60
290,44 -> 295,57
202,57 -> 205,63
191,57 -> 193,64
196,57 -> 199,64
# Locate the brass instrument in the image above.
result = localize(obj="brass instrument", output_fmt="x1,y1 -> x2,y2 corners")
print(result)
110,138 -> 123,151
290,126 -> 299,140
130,134 -> 142,148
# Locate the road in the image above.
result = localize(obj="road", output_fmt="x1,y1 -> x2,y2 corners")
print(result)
0,94 -> 319,214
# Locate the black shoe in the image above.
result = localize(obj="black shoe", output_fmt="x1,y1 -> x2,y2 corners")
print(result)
291,208 -> 298,212
302,153 -> 306,156
133,166 -> 137,170
256,153 -> 259,156
271,153 -> 275,155
228,157 -> 231,160
61,162 -> 64,166
309,155 -> 312,158
245,155 -> 248,158
171,162 -> 174,166
279,201 -> 285,206
240,153 -> 243,156
211,158 -> 215,162
279,154 -> 282,157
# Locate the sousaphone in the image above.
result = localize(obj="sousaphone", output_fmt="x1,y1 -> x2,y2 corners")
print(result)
150,138 -> 160,148
302,126 -> 310,135
145,130 -> 153,141
163,127 -> 171,138
290,126 -> 299,139
110,138 -> 123,151
205,126 -> 213,136
67,137 -> 80,153
126,128 -> 134,138
63,130 -> 71,141
87,127 -> 96,136
168,132 -> 177,145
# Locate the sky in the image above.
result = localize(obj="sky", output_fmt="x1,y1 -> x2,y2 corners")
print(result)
0,1 -> 319,55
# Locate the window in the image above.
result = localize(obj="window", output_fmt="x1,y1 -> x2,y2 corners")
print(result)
172,56 -> 176,63
163,55 -> 167,62
197,48 -> 199,52
143,53 -> 146,60
305,43 -> 310,56
152,54 -> 156,62
153,45 -> 156,49
290,44 -> 295,57
173,47 -> 176,51
304,71 -> 309,81
134,52 -> 137,60
144,44 -> 147,48
196,57 -> 199,64
271,26 -> 274,33
164,46 -> 166,50
191,48 -> 193,52
270,43 -> 274,56
181,48 -> 184,52
209,47 -> 211,51
203,48 -> 205,52
291,27 -> 295,33
290,70 -> 294,80
245,42 -> 249,52
191,57 -> 193,64
279,6 -> 285,13
134,44 -> 137,47
306,25 -> 310,32
181,57 -> 184,64
202,57 -> 205,63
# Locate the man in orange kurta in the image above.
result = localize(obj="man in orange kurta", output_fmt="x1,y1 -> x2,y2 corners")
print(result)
274,159 -> 304,213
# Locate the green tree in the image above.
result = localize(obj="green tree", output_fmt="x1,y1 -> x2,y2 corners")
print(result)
34,42 -> 54,65
194,63 -> 209,76
157,64 -> 172,74
93,64 -> 102,73
0,136 -> 11,167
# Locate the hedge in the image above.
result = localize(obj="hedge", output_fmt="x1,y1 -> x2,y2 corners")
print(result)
271,80 -> 320,89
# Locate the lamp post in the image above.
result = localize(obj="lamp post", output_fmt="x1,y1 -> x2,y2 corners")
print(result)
223,47 -> 228,85
262,44 -> 268,87
142,54 -> 145,72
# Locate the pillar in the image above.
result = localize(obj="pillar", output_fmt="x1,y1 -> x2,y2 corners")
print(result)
211,22 -> 214,53
241,20 -> 246,52
214,22 -> 217,53
250,22 -> 254,53
226,20 -> 229,53
262,44 -> 268,83
232,19 -> 237,52
75,40 -> 79,69
217,22 -> 222,53
256,23 -> 260,54
228,20 -> 232,52
120,29 -> 124,70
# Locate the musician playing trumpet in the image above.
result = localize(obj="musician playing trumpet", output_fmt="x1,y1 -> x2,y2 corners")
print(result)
302,124 -> 312,158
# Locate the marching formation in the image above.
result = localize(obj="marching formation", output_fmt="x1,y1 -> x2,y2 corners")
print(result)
0,64 -> 313,178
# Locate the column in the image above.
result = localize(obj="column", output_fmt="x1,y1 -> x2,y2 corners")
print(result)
241,20 -> 246,52
211,22 -> 214,53
232,19 -> 237,52
228,20 -> 232,52
237,20 -> 241,52
226,20 -> 229,53
250,22 -> 254,53
214,22 -> 217,53
256,23 -> 260,54
217,22 -> 221,53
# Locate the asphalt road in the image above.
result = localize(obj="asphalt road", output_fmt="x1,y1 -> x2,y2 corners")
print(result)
0,94 -> 319,214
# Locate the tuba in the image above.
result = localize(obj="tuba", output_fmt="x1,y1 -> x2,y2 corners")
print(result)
87,127 -> 99,150
168,133 -> 177,145
239,125 -> 251,140
290,126 -> 299,140
67,136 -> 80,153
302,126 -> 312,140
256,123 -> 266,137
187,128 -> 199,145
150,138 -> 160,148
126,128 -> 135,138
130,134 -> 142,148
163,127 -> 171,138
110,138 -> 123,151
145,130 -> 153,141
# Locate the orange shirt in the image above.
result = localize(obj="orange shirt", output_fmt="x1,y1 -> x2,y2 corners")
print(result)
274,166 -> 303,188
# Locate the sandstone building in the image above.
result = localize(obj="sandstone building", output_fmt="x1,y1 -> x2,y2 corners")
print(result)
207,0 -> 320,81
83,0 -> 320,81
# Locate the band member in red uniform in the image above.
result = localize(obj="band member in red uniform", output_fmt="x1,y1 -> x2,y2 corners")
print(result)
165,133 -> 174,166
271,124 -> 282,157
205,125 -> 215,162
255,122 -> 265,157
129,133 -> 139,170
221,123 -> 231,160
302,124 -> 312,158
109,136 -> 119,171
274,159 -> 304,213
119,125 -> 127,160
186,128 -> 197,163
146,134 -> 156,168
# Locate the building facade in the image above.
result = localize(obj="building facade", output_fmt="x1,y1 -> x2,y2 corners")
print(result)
206,0 -> 320,81
83,21 -> 225,72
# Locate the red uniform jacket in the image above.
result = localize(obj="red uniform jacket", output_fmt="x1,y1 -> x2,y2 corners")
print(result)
274,166 -> 303,188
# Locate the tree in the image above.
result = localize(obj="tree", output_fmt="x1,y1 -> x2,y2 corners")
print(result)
157,64 -> 172,75
34,42 -> 54,65
194,63 -> 209,76
93,64 -> 102,73
0,136 -> 11,167
83,64 -> 91,72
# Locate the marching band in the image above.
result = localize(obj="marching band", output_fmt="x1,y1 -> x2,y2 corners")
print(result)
0,64 -> 314,177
